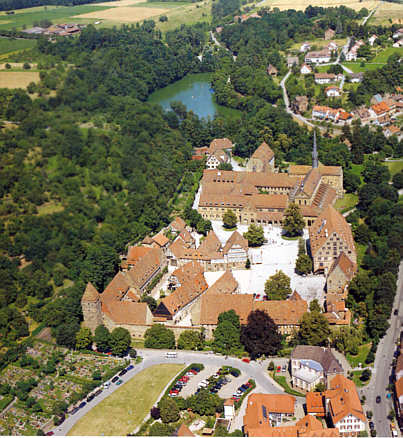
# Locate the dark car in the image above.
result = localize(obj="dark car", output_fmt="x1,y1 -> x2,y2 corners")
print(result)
86,394 -> 95,402
46,432 -> 54,436
119,369 -> 128,377
111,376 -> 119,383
394,309 -> 398,315
127,365 -> 134,371
94,389 -> 102,397
79,402 -> 87,409
369,422 -> 374,430
376,396 -> 381,403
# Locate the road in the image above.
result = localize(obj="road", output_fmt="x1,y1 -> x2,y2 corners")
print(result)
54,350 -> 292,436
362,261 -> 403,437
362,5 -> 379,26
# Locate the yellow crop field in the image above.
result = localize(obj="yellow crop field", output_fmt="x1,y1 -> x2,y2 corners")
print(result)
74,5 -> 168,22
260,0 -> 378,11
0,72 -> 39,88
373,1 -> 403,24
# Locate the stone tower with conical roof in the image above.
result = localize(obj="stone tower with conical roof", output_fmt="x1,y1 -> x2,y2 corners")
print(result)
312,130 -> 318,169
81,282 -> 103,333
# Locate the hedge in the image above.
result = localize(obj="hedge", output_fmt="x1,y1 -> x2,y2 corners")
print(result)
234,379 -> 255,410
221,366 -> 241,377
163,363 -> 204,398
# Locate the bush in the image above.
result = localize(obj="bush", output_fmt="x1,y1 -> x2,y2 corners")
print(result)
150,406 -> 160,419
144,324 -> 175,349
268,361 -> 274,371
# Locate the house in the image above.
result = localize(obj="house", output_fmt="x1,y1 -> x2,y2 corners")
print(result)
205,270 -> 239,295
393,28 -> 403,39
243,394 -> 296,430
315,73 -> 337,84
300,42 -> 311,52
291,346 -> 343,391
222,231 -> 249,265
368,35 -> 377,46
169,217 -> 187,234
354,107 -> 372,123
246,141 -> 275,173
152,232 -> 170,251
325,86 -> 341,98
349,72 -> 363,83
168,261 -> 204,289
287,56 -> 299,67
300,63 -> 312,74
384,125 -> 401,138
393,39 -> 403,48
327,41 -> 338,51
325,28 -> 336,40
305,50 -> 331,64
306,391 -> 326,417
326,375 -> 366,436
206,149 -> 229,169
309,205 -> 356,274
267,64 -> 278,76
324,300 -> 351,326
370,101 -> 391,118
291,96 -> 309,114
173,424 -> 195,437
326,252 -> 357,295
209,138 -> 233,154
224,399 -> 235,420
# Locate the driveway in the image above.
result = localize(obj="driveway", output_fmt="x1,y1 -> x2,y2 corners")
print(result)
55,350 -> 298,436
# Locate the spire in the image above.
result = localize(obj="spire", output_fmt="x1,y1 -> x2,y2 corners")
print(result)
312,130 -> 318,169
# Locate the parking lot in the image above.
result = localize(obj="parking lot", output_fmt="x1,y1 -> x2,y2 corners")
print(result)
174,364 -> 249,402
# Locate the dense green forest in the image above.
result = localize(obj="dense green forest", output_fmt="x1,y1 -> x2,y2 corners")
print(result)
0,4 -> 401,366
0,0 -> 114,11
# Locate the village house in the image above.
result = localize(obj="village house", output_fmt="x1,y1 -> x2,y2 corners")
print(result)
305,49 -> 331,64
368,34 -> 377,46
206,149 -> 230,169
287,56 -> 299,67
326,252 -> 357,295
267,64 -> 278,76
384,125 -> 401,139
370,101 -> 391,119
309,205 -> 356,274
325,28 -> 336,40
325,86 -> 342,98
244,399 -> 339,437
354,107 -> 372,123
393,28 -> 403,39
314,73 -> 339,85
291,346 -> 344,391
291,96 -> 309,114
324,300 -> 351,326
349,72 -> 363,83
246,142 -> 275,173
327,41 -> 338,51
300,42 -> 311,52
300,63 -> 312,75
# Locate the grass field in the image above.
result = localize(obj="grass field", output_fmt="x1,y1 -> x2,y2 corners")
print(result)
386,160 -> 403,176
372,47 -> 403,63
351,369 -> 370,387
0,38 -> 36,55
346,343 -> 371,368
68,364 -> 184,436
0,71 -> 39,88
334,193 -> 358,213
341,62 -> 384,73
372,1 -> 403,25
260,0 -> 377,11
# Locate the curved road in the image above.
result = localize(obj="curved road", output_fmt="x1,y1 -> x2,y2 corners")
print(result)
55,350 -> 293,436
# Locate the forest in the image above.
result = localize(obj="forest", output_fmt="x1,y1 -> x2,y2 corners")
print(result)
0,4 -> 401,365
0,0 -> 114,11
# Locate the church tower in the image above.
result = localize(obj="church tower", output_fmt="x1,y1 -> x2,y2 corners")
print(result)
81,282 -> 103,333
312,130 -> 318,169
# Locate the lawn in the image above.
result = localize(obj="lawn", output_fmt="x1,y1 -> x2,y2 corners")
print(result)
372,47 -> 403,63
356,243 -> 367,268
385,160 -> 403,176
350,163 -> 364,183
68,364 -> 184,436
346,343 -> 371,368
351,370 -> 370,387
334,193 -> 358,213
270,372 -> 305,397
341,62 -> 383,73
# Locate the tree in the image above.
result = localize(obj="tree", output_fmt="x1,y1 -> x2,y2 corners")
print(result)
223,209 -> 237,229
94,325 -> 110,352
75,327 -> 93,350
213,311 -> 242,355
158,396 -> 180,423
129,348 -> 137,358
187,389 -> 223,415
282,203 -> 304,237
314,382 -> 326,392
243,224 -> 264,247
218,162 -> 233,171
144,324 -> 175,349
309,299 -> 321,313
299,311 -> 330,346
109,327 -> 131,356
330,326 -> 362,355
241,310 -> 281,359
150,406 -> 160,420
245,258 -> 251,269
392,171 -> 403,190
141,294 -> 157,312
264,271 -> 292,300
23,62 -> 31,70
344,170 -> 361,193
92,370 -> 102,380
148,423 -> 175,436
177,330 -> 204,350
295,253 -> 312,275
360,368 -> 371,382
52,400 -> 68,416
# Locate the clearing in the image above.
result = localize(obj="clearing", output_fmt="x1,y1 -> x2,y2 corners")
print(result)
334,193 -> 358,214
68,364 -> 184,436
386,160 -> 403,176
0,71 -> 39,88
74,5 -> 169,23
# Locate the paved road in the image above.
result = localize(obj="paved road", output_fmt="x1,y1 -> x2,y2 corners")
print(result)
362,261 -> 403,437
54,350 -> 292,436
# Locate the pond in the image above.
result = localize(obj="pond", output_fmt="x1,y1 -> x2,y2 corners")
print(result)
148,73 -> 240,120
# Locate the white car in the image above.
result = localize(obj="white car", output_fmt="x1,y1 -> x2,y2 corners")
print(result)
103,382 -> 110,388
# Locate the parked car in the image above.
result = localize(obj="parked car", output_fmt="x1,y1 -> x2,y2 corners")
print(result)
104,382 -> 111,388
111,376 -> 119,383
376,396 -> 381,403
394,309 -> 398,315
94,389 -> 102,397
127,365 -> 134,371
119,369 -> 127,377
116,379 -> 123,385
79,402 -> 86,409
70,407 -> 79,415
369,422 -> 374,430
86,394 -> 95,402
242,358 -> 250,363
276,366 -> 281,372
46,432 -> 54,436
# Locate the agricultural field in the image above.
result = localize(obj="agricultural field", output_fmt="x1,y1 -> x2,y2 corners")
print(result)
372,46 -> 403,63
0,38 -> 36,56
68,364 -> 184,436
0,71 -> 39,88
260,0 -> 378,12
371,0 -> 403,25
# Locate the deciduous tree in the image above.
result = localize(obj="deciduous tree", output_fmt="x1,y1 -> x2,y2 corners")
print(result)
75,327 -> 93,350
264,270 -> 292,300
144,324 -> 175,349
109,327 -> 131,356
94,324 -> 111,352
223,209 -> 237,229
298,311 -> 330,346
282,203 -> 304,237
243,224 -> 264,247
177,330 -> 204,350
158,396 -> 180,423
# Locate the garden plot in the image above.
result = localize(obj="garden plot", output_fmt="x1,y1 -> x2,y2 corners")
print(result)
204,221 -> 325,303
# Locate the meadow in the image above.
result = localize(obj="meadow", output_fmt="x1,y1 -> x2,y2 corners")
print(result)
371,1 -> 403,25
260,0 -> 378,12
0,71 -> 39,88
0,38 -> 36,54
